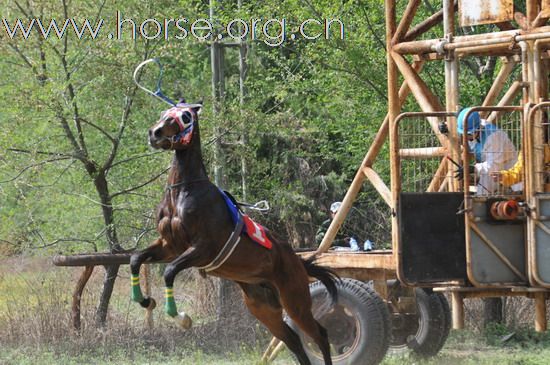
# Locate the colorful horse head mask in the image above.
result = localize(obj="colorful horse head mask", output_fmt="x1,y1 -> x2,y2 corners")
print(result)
148,104 -> 202,150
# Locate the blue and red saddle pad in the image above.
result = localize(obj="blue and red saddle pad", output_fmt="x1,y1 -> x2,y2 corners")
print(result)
218,189 -> 272,249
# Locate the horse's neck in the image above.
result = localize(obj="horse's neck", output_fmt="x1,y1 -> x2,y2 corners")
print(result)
171,141 -> 208,186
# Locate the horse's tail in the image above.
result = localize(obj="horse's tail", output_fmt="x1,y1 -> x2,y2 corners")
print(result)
301,257 -> 340,304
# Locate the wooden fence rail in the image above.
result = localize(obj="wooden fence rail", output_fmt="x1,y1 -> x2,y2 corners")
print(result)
52,253 -> 161,331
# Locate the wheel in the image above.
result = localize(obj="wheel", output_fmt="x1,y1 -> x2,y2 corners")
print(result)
389,288 -> 451,357
289,278 -> 390,365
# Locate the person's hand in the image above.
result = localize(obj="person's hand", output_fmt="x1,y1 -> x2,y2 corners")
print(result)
455,165 -> 475,180
491,171 -> 502,182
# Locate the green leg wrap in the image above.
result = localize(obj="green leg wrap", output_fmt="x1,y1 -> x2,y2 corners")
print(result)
131,274 -> 144,303
165,287 -> 177,317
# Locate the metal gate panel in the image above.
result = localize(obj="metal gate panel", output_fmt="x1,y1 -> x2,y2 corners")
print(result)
530,195 -> 550,285
526,103 -> 550,287
467,200 -> 526,286
459,107 -> 526,287
399,192 -> 467,285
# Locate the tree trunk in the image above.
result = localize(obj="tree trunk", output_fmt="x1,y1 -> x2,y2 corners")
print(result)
483,298 -> 503,327
94,264 -> 120,328
93,172 -> 122,328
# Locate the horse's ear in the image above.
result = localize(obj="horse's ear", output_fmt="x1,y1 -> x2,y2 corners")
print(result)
193,101 -> 203,115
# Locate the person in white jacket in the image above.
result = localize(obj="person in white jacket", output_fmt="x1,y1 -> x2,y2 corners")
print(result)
457,108 -> 518,195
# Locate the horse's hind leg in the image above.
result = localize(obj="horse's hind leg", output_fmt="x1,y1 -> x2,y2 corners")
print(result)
277,278 -> 333,365
238,282 -> 312,365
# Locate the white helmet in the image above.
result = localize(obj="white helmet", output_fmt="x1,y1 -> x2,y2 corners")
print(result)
330,201 -> 342,213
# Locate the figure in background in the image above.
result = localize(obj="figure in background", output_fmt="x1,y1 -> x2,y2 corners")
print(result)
316,201 -> 373,251
456,108 -> 518,195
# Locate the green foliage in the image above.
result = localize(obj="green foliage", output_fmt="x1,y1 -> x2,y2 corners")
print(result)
0,0 -> 524,254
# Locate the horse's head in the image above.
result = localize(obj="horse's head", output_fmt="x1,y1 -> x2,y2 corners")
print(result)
148,103 -> 202,150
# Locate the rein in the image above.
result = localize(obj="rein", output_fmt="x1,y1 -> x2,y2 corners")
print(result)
165,178 -> 209,190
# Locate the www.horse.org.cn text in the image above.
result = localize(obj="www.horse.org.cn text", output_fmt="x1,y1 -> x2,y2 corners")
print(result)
1,12 -> 345,46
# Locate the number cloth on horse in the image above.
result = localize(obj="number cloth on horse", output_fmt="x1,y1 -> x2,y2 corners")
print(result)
218,188 -> 273,249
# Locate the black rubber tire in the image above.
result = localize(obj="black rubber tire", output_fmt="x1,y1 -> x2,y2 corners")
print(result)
389,288 -> 451,358
290,278 -> 390,365
433,292 -> 451,354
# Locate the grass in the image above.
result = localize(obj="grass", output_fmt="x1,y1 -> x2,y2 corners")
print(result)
0,346 -> 294,365
380,325 -> 550,365
2,256 -> 550,365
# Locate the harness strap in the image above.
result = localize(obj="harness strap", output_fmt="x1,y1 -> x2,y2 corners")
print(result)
196,215 -> 245,272
166,178 -> 209,191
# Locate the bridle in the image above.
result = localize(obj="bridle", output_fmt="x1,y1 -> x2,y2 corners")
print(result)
156,107 -> 197,146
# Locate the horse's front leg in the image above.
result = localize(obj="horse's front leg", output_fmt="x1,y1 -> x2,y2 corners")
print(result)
163,246 -> 204,329
129,239 -> 165,310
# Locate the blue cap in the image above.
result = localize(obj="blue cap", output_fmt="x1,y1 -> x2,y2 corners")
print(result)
457,108 -> 480,135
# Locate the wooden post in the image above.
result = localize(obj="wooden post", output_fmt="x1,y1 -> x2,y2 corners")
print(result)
363,167 -> 392,207
267,341 -> 286,362
481,59 -> 517,117
238,0 -> 249,201
386,0 -> 399,255
392,52 -> 448,147
261,337 -> 280,363
392,52 -> 445,112
443,0 -> 460,192
427,158 -> 449,192
535,292 -> 547,332
72,265 -> 94,331
486,81 -> 523,124
451,291 -> 464,329
142,264 -> 153,329
210,0 -> 226,189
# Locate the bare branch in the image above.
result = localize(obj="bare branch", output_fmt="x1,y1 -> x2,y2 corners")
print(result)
47,12 -> 88,159
0,239 -> 18,246
362,7 -> 386,51
110,167 -> 169,199
7,147 -> 75,158
317,60 -> 387,101
26,159 -> 76,188
300,0 -> 322,18
13,0 -> 31,18
0,156 -> 71,183
78,117 -> 115,143
103,45 -> 152,173
53,104 -> 85,160
109,151 -> 163,169
33,237 -> 96,249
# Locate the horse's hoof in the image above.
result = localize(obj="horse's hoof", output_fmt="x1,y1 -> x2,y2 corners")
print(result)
174,312 -> 193,329
140,297 -> 156,310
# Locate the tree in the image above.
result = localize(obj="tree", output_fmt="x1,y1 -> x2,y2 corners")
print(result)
0,0 -> 180,326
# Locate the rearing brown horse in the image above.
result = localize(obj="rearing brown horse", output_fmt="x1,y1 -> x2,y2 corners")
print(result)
129,101 -> 338,365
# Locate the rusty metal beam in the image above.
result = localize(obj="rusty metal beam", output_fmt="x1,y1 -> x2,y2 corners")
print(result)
393,0 -> 422,44
403,1 -> 458,42
395,26 -> 550,55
